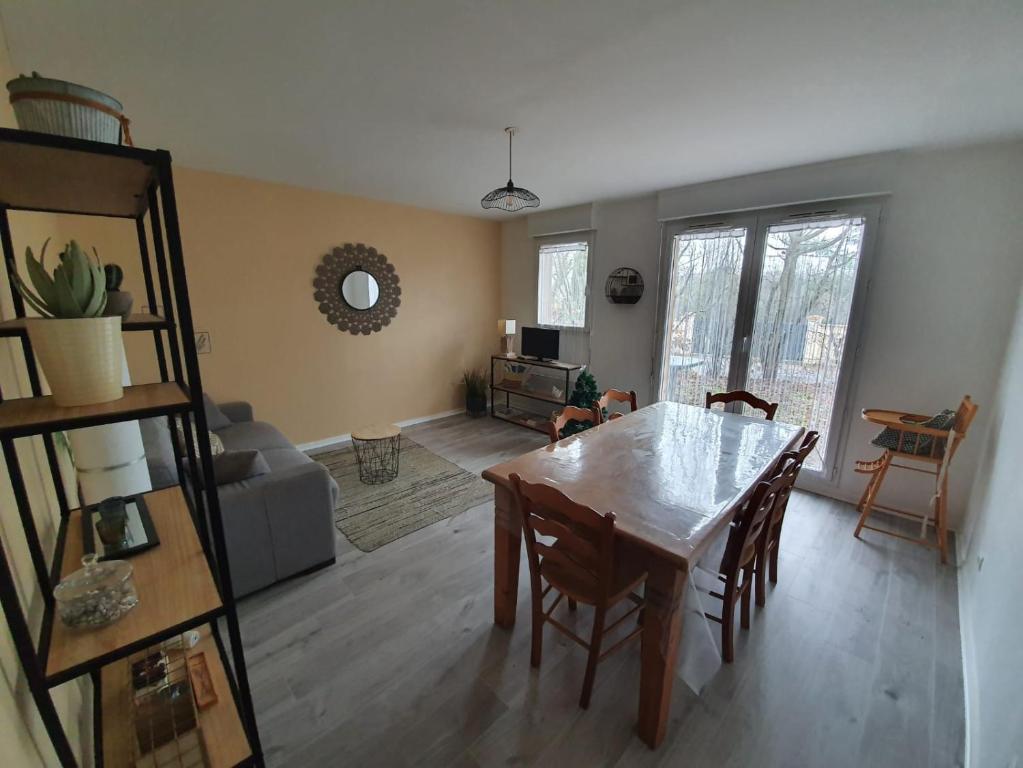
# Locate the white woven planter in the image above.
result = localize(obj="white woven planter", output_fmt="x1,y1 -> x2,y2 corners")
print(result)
26,317 -> 124,406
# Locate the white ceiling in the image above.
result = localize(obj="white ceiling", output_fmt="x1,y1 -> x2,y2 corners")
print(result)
2,0 -> 1021,217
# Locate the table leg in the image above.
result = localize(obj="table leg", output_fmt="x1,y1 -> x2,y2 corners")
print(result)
638,557 -> 688,748
493,484 -> 521,628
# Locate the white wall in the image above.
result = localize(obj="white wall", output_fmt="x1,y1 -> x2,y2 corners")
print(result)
958,284 -> 1023,768
501,140 -> 1023,528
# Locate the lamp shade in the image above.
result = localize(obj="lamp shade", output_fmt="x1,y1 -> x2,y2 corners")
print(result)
499,319 -> 516,335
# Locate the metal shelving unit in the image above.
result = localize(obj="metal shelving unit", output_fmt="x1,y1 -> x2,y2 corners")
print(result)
489,354 -> 582,433
0,127 -> 262,767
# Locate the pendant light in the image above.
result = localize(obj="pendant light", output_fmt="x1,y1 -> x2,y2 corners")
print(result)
481,127 -> 540,212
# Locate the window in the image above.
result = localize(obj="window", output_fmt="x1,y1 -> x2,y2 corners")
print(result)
537,237 -> 590,328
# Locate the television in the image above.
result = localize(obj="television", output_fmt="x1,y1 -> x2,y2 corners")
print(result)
521,326 -> 560,361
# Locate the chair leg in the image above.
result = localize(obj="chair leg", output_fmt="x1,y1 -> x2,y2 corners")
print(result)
579,605 -> 606,709
740,566 -> 753,630
530,596 -> 544,669
769,538 -> 780,585
721,579 -> 736,664
937,472 -> 950,565
755,533 -> 769,607
854,454 -> 891,538
568,598 -> 577,611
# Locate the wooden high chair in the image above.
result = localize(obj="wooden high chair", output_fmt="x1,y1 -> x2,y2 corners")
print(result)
853,395 -> 978,563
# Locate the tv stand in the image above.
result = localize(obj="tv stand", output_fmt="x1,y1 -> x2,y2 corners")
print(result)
489,354 -> 583,433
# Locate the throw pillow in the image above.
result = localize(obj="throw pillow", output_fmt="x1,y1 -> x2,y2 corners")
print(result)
175,417 -> 225,458
203,394 -> 232,431
871,408 -> 955,457
212,449 -> 270,485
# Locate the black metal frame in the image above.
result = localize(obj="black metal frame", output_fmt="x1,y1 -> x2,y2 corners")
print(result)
489,354 -> 581,434
0,128 -> 263,766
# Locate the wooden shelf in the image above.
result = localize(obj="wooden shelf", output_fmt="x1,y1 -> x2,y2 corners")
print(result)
101,626 -> 252,768
0,382 -> 190,438
0,128 -> 158,218
491,383 -> 566,405
491,353 -> 582,372
0,313 -> 169,338
492,407 -> 552,434
46,486 -> 223,685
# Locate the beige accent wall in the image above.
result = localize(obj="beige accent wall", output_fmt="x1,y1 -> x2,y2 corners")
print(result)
62,169 -> 501,445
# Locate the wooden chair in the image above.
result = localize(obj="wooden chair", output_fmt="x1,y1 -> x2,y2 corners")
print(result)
594,389 -> 638,423
546,405 -> 599,444
509,473 -> 647,708
705,389 -> 779,420
853,395 -> 978,564
703,457 -> 797,662
755,431 -> 819,606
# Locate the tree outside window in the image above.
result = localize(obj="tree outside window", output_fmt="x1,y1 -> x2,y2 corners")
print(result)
538,241 -> 588,327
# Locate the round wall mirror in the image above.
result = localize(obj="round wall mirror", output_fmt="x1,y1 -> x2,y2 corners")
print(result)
341,269 -> 380,310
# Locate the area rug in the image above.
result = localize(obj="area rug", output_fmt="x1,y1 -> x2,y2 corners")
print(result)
314,436 -> 493,552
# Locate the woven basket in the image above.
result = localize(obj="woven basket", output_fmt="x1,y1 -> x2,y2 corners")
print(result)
26,317 -> 124,406
6,73 -> 130,145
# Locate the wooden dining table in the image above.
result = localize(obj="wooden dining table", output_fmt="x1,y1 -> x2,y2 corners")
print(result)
482,400 -> 804,748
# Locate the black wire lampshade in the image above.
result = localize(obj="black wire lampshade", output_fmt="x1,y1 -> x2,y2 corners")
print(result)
481,127 -> 540,212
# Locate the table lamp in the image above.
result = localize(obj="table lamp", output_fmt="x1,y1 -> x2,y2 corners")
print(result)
499,319 -> 516,356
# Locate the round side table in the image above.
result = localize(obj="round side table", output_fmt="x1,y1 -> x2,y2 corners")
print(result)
350,423 -> 401,484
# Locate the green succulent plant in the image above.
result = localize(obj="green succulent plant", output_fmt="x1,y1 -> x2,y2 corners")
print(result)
12,239 -> 107,318
104,263 -> 124,292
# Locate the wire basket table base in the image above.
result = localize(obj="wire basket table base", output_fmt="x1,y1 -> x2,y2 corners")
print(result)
351,432 -> 401,484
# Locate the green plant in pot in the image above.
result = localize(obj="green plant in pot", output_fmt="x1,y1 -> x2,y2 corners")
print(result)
463,368 -> 488,418
102,263 -> 133,319
13,239 -> 125,407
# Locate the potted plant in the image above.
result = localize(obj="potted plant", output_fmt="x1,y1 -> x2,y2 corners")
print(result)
463,368 -> 488,418
13,239 -> 124,406
102,263 -> 133,318
7,72 -> 130,145
562,370 -> 601,437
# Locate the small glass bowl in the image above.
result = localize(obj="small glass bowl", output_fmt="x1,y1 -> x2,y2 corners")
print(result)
54,554 -> 138,629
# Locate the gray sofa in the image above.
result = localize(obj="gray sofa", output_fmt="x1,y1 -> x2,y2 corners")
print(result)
141,397 -> 338,597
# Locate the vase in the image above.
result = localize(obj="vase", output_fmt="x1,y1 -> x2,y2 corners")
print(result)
466,394 -> 487,418
26,317 -> 124,406
103,290 -> 133,319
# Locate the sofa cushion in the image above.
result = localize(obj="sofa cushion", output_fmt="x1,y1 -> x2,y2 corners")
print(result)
213,449 -> 271,485
140,416 -> 179,488
203,394 -> 232,430
215,421 -> 295,452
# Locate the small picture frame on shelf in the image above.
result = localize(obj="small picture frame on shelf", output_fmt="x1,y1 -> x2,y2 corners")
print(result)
82,495 -> 160,560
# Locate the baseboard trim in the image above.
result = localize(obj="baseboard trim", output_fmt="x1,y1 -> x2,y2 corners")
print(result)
297,408 -> 463,453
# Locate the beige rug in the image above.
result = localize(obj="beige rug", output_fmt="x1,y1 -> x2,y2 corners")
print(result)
314,436 -> 493,552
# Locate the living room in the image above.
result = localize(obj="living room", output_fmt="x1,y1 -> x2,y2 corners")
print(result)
1,3 -> 1021,768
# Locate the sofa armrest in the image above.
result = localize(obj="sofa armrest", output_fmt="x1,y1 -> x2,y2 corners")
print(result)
219,401 -> 254,423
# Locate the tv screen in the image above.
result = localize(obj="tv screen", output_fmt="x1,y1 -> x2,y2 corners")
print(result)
521,327 -> 560,361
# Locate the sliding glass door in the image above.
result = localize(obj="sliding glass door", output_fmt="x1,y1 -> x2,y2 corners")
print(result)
656,201 -> 879,478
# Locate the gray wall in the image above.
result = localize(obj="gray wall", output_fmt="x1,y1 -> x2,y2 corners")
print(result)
501,139 -> 1023,528
959,284 -> 1023,768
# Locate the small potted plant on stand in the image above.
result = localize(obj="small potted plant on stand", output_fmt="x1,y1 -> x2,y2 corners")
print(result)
462,368 -> 488,418
13,239 -> 124,406
102,263 -> 133,319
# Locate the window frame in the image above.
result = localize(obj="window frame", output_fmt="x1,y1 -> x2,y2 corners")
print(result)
534,231 -> 595,332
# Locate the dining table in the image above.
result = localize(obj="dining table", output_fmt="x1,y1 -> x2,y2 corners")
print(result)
481,400 -> 804,748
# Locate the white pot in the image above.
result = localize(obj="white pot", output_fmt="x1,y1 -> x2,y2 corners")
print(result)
26,317 -> 125,406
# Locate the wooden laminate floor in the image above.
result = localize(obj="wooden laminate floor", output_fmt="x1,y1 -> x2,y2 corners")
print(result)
236,414 -> 965,768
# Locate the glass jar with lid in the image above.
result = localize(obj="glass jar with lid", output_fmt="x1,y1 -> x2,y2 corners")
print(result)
54,554 -> 139,628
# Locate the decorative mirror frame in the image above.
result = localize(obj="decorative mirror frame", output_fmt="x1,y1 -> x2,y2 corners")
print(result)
313,243 -> 401,335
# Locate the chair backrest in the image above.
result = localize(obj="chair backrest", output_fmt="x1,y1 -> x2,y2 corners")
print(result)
948,395 -> 978,460
722,457 -> 798,572
594,389 -> 638,423
767,431 -> 819,529
706,389 -> 779,420
547,405 -> 599,444
510,473 -> 616,601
